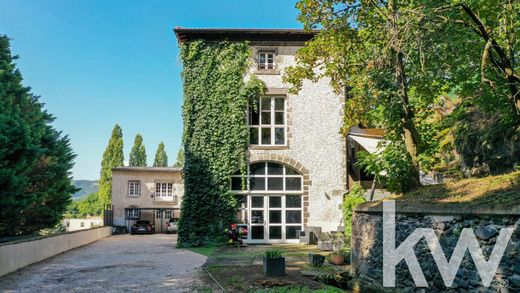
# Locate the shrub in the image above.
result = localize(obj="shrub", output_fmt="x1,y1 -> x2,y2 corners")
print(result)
342,183 -> 366,240
265,249 -> 283,258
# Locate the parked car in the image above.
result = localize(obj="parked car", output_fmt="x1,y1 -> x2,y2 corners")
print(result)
166,218 -> 178,234
130,220 -> 155,235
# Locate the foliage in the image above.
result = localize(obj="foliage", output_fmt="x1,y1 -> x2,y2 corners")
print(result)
153,141 -> 168,167
66,193 -> 102,218
265,249 -> 283,258
0,35 -> 77,237
178,40 -> 265,246
129,133 -> 147,166
342,184 -> 366,240
173,147 -> 184,168
98,124 -> 124,207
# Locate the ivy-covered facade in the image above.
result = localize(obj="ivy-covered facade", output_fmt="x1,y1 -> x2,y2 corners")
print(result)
175,28 -> 348,245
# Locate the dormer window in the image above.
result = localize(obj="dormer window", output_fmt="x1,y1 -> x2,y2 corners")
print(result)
258,52 -> 275,70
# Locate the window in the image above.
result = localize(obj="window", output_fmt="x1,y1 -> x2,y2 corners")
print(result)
155,210 -> 162,219
164,210 -> 172,219
231,162 -> 302,192
80,222 -> 85,228
249,97 -> 285,146
127,209 -> 140,219
258,52 -> 275,70
155,182 -> 176,200
128,181 -> 141,197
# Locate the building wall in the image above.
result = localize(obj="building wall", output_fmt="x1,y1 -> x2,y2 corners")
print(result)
111,170 -> 183,227
63,218 -> 103,232
248,45 -> 347,232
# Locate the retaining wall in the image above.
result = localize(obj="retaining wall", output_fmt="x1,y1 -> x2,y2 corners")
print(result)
351,201 -> 520,292
0,226 -> 112,277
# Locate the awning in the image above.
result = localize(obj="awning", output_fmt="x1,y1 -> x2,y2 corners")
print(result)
348,134 -> 385,154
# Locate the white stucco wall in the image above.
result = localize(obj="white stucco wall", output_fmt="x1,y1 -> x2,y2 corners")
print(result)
248,45 -> 346,232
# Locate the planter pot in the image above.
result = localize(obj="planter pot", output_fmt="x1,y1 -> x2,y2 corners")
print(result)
308,253 -> 325,267
263,257 -> 285,277
331,254 -> 345,265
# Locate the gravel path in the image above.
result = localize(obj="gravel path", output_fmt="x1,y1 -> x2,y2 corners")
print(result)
0,234 -> 210,292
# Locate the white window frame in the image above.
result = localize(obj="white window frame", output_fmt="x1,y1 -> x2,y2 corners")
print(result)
127,209 -> 140,219
248,97 -> 286,146
164,210 -> 172,219
155,182 -> 176,201
128,180 -> 141,197
258,52 -> 275,70
155,210 -> 162,219
231,162 -> 303,194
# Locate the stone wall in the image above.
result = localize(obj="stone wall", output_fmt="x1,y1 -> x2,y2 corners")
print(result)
247,45 -> 347,232
351,201 -> 520,292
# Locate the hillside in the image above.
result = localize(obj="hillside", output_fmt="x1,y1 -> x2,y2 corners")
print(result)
72,180 -> 99,200
393,171 -> 520,207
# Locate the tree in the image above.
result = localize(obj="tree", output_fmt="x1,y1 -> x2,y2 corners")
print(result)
153,142 -> 168,167
0,35 -> 77,236
98,124 -> 124,207
173,148 -> 184,168
129,134 -> 147,167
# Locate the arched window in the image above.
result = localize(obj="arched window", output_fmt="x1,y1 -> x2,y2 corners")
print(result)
231,162 -> 303,192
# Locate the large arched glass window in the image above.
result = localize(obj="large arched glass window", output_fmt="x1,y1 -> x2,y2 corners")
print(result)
231,162 -> 303,193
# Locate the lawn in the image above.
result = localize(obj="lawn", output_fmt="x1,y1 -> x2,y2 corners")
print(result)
394,170 -> 520,207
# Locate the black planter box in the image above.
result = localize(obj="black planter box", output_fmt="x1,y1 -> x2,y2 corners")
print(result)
263,257 -> 285,277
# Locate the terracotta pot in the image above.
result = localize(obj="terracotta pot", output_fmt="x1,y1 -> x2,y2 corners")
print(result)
331,254 -> 345,265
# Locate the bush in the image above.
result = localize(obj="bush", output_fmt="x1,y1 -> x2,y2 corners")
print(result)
265,249 -> 283,258
342,184 -> 366,240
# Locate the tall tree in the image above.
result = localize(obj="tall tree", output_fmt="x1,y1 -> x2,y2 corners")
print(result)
129,134 -> 147,166
173,147 -> 184,168
153,142 -> 168,167
98,124 -> 124,207
0,35 -> 77,236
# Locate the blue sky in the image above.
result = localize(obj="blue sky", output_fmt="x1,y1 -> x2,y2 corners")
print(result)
0,0 -> 301,180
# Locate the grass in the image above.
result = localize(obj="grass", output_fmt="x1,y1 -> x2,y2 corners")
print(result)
393,171 -> 520,207
186,246 -> 217,257
254,286 -> 344,293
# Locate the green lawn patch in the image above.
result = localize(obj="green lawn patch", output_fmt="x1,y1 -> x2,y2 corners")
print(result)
186,246 -> 217,257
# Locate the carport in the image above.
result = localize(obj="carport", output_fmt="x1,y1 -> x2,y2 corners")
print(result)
124,207 -> 180,233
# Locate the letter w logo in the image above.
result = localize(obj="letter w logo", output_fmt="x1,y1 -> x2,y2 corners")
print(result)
382,201 -> 513,288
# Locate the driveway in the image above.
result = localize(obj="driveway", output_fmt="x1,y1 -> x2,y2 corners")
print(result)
0,234 -> 210,292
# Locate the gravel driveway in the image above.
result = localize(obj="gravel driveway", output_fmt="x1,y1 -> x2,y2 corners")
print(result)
0,234 -> 210,292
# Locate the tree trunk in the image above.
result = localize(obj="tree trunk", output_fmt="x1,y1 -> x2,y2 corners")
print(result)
388,0 -> 421,190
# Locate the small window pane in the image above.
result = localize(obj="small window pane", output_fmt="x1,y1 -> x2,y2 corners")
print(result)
275,128 -> 284,145
286,211 -> 302,224
251,196 -> 264,208
275,112 -> 284,125
286,226 -> 302,239
269,196 -> 281,208
261,112 -> 271,125
236,210 -> 248,224
286,177 -> 302,191
267,178 -> 283,190
267,163 -> 283,175
250,163 -> 266,175
251,211 -> 264,224
286,167 -> 300,175
269,211 -> 282,224
286,195 -> 302,208
269,226 -> 282,239
261,98 -> 271,110
250,177 -> 265,191
275,98 -> 284,110
249,128 -> 258,144
231,177 -> 242,190
261,128 -> 271,144
251,226 -> 264,239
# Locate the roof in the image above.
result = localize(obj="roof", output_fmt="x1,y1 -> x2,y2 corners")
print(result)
112,166 -> 183,173
173,27 -> 318,44
348,126 -> 385,138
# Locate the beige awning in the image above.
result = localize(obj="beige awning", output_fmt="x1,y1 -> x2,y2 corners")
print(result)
348,134 -> 385,154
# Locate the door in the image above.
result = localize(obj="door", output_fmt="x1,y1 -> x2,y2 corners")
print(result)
246,195 -> 302,243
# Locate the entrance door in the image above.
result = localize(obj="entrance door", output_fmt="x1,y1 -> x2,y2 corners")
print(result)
246,195 -> 302,243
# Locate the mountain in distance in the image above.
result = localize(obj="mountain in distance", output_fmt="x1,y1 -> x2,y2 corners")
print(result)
72,180 -> 99,200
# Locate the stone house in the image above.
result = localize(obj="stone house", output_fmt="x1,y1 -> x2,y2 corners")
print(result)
175,28 -> 351,243
111,167 -> 183,233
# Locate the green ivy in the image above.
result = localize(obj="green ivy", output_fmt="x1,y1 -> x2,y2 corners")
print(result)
178,40 -> 265,247
342,183 -> 366,241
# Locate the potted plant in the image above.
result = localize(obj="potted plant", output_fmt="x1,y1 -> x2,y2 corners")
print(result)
263,249 -> 285,277
330,251 -> 345,265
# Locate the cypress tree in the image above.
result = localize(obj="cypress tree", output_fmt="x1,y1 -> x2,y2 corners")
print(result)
0,35 -> 77,236
129,134 -> 147,166
173,148 -> 184,168
153,142 -> 168,167
98,124 -> 124,207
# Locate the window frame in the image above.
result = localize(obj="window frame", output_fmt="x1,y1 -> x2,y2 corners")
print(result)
128,180 -> 141,197
231,162 -> 303,194
258,52 -> 275,70
248,96 -> 286,146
